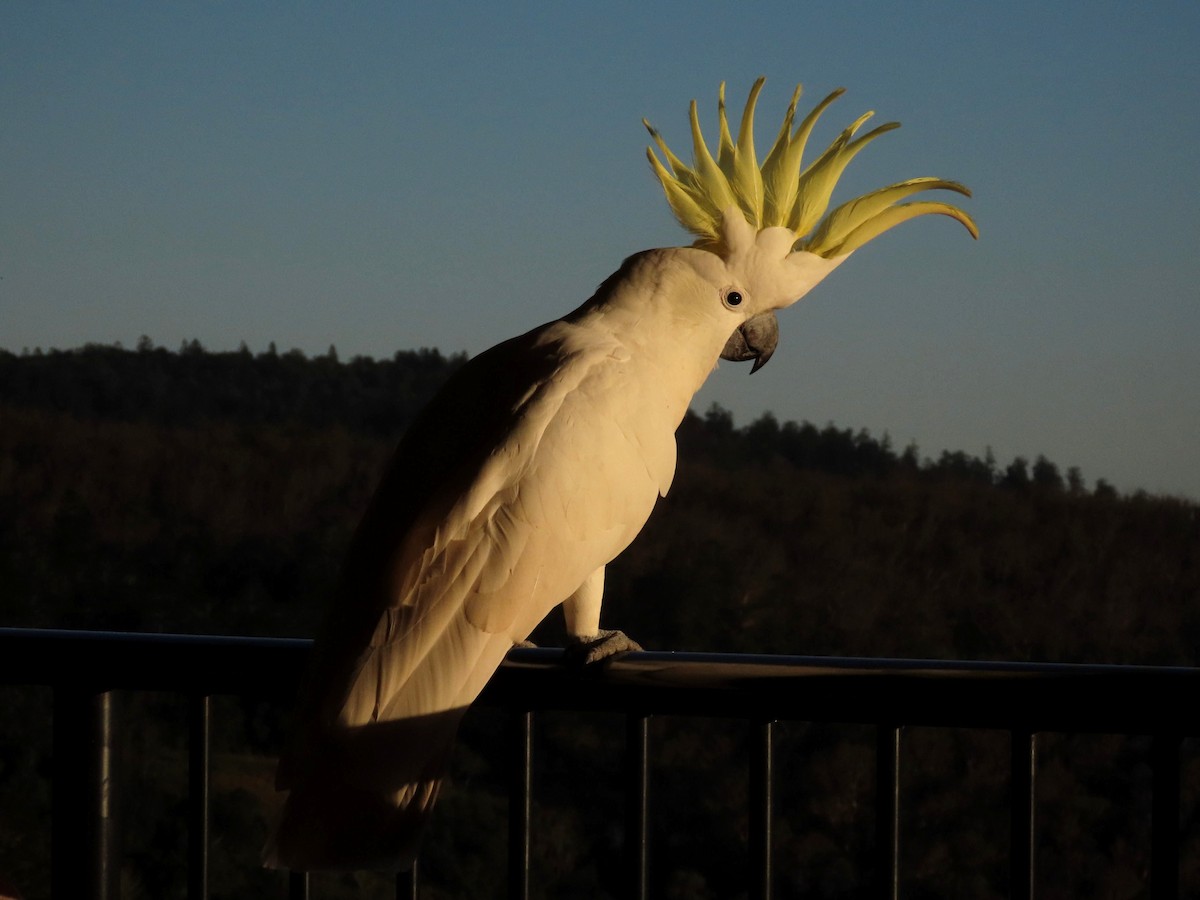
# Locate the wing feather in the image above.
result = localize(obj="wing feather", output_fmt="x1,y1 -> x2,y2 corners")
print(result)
304,317 -> 667,740
272,309 -> 678,870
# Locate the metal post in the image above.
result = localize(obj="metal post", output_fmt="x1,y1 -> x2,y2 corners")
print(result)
396,860 -> 418,900
749,720 -> 774,900
625,714 -> 650,900
288,871 -> 309,900
1151,734 -> 1181,900
188,694 -> 210,900
52,688 -> 120,900
508,710 -> 533,900
94,691 -> 119,900
874,725 -> 901,900
1010,730 -> 1037,900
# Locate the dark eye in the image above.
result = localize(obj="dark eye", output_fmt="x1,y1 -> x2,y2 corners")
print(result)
724,290 -> 743,308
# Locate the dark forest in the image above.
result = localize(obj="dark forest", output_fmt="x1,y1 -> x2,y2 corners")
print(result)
1,341 -> 1197,899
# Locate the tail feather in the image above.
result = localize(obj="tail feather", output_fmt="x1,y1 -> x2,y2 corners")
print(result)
264,769 -> 441,872
267,605 -> 518,870
265,708 -> 466,872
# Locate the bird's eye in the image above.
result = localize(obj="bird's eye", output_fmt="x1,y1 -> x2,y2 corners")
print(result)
724,289 -> 743,308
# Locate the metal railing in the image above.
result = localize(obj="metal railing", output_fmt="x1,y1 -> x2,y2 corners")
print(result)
0,627 -> 1196,899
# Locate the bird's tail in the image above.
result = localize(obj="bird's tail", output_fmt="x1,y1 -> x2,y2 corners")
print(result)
263,708 -> 466,872
263,772 -> 440,872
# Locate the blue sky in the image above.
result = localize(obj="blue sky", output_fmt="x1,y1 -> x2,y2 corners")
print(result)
3,2 -> 1198,498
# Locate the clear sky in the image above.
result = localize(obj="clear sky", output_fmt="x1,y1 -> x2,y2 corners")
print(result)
3,2 -> 1198,498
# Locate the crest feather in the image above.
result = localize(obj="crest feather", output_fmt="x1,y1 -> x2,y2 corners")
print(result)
645,79 -> 977,256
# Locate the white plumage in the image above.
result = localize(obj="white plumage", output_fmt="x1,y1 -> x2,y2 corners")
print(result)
266,79 -> 975,871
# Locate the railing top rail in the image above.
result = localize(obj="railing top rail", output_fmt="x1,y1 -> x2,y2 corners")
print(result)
2,627 -> 1197,734
0,627 -> 310,695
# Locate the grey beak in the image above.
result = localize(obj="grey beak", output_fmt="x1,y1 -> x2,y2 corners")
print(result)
719,312 -> 779,374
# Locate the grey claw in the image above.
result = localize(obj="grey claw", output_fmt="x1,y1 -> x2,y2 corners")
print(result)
565,629 -> 643,665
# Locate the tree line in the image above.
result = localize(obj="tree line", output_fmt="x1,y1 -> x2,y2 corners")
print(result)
0,339 -> 465,435
0,340 -> 1121,495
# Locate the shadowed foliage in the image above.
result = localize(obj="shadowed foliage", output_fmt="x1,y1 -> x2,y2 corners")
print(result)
1,342 -> 1197,898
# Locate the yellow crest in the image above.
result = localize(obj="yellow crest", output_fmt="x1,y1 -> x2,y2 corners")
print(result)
644,78 -> 977,257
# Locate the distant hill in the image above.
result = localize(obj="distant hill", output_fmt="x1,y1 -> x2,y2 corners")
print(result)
2,340 -> 1198,899
0,339 -> 466,435
0,339 -> 1106,494
1,338 -> 1194,660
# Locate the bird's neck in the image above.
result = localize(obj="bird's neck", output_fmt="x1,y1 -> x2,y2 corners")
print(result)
571,249 -> 736,417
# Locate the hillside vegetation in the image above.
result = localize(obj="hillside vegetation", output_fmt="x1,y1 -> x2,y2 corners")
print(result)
1,341 -> 1197,899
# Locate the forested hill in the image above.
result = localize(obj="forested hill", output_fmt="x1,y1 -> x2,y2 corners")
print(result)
3,341 -> 1200,899
0,339 -> 1111,493
1,339 -> 1197,666
0,340 -> 466,435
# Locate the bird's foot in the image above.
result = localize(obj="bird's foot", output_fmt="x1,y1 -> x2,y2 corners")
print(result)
565,629 -> 643,665
512,639 -> 538,649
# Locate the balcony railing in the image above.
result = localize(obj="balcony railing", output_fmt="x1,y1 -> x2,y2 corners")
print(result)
0,627 -> 1196,899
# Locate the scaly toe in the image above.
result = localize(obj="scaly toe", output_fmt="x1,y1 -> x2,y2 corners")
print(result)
565,629 -> 643,665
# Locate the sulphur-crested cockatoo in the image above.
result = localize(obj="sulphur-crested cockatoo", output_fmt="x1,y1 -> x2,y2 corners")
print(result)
266,77 -> 975,871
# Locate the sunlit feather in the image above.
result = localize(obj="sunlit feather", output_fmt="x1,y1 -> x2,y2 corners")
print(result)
788,117 -> 897,238
804,179 -> 972,255
688,99 -> 737,217
828,201 -> 980,256
645,78 -> 976,257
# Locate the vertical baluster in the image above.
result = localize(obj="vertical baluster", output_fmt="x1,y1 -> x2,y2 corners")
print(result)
749,720 -> 775,900
188,694 -> 210,900
1151,734 -> 1181,900
874,725 -> 901,900
396,860 -> 418,900
508,710 -> 533,900
52,688 -> 120,900
1010,730 -> 1037,900
94,690 -> 119,900
625,713 -> 650,900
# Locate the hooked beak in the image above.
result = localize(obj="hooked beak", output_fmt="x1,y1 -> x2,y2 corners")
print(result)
720,312 -> 779,374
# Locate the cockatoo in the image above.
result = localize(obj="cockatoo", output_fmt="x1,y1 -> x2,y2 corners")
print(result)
266,78 -> 975,872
